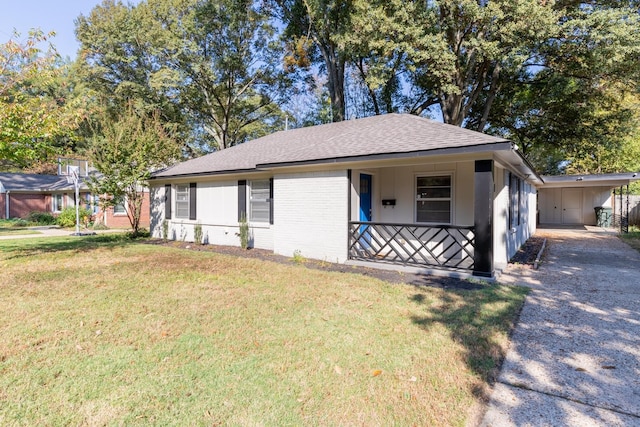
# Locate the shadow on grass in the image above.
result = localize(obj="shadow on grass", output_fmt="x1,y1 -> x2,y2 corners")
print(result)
0,234 -> 138,260
409,284 -> 528,385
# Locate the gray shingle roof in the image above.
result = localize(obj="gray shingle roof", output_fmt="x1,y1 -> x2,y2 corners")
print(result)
152,113 -> 510,178
0,173 -> 90,192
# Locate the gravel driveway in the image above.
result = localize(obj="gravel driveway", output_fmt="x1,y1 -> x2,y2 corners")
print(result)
482,226 -> 640,426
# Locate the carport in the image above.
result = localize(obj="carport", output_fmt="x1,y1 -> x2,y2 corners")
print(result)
538,173 -> 639,230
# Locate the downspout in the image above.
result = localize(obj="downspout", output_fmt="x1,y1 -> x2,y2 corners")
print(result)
5,190 -> 9,219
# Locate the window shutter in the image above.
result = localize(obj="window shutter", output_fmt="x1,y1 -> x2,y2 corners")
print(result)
238,180 -> 247,221
189,182 -> 197,220
269,178 -> 274,225
164,184 -> 171,219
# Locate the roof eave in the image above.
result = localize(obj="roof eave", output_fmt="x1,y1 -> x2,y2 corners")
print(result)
149,168 -> 260,180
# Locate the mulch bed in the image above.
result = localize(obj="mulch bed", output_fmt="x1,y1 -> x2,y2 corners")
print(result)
145,235 -> 547,289
508,236 -> 546,267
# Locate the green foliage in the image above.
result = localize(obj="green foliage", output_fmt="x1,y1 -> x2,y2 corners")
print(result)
238,213 -> 249,249
161,219 -> 169,240
76,0 -> 286,152
292,249 -> 305,264
88,104 -> 180,235
25,211 -> 56,225
0,30 -> 82,168
194,222 -> 203,245
56,206 -> 92,228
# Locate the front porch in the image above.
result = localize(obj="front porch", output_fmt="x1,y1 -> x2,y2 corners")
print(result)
347,159 -> 496,278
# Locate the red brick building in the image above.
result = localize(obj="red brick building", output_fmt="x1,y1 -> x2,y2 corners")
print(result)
0,172 -> 150,229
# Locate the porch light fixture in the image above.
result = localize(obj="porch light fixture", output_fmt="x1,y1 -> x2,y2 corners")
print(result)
576,177 -> 583,181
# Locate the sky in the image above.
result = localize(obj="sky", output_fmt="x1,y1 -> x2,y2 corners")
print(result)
0,0 -> 118,59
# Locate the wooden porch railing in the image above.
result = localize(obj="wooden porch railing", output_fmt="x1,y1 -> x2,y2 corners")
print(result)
348,222 -> 475,272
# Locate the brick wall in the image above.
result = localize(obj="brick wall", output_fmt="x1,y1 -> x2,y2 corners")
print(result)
8,193 -> 49,218
102,192 -> 151,229
273,170 -> 349,263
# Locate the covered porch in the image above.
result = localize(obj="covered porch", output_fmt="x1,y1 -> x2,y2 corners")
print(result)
346,158 -> 507,278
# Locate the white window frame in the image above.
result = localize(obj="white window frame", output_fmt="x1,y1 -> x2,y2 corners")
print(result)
52,194 -> 64,213
415,173 -> 454,225
509,172 -> 522,229
113,196 -> 127,215
249,180 -> 270,224
175,184 -> 190,219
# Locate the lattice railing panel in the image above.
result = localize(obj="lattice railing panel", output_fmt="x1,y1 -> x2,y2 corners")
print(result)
349,222 -> 475,271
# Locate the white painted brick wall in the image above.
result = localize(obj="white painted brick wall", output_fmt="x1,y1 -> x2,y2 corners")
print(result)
151,180 -> 274,250
273,170 -> 349,263
149,184 -> 165,238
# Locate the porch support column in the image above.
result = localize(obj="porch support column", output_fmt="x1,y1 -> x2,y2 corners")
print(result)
474,160 -> 494,277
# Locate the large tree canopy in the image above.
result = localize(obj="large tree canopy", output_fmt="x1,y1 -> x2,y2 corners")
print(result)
0,30 -> 81,169
76,0 -> 286,153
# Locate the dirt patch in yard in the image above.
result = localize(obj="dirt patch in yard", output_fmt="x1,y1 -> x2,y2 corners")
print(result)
145,239 -> 486,290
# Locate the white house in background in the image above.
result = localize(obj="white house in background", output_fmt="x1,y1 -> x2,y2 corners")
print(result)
149,114 -> 545,278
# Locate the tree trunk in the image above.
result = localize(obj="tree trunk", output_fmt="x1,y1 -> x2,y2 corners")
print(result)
318,41 -> 346,122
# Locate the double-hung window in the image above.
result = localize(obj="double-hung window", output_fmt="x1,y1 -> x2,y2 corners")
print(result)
250,180 -> 271,223
416,175 -> 452,224
175,184 -> 190,219
52,194 -> 64,212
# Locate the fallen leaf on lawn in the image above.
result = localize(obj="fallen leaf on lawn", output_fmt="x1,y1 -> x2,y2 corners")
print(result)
601,365 -> 616,369
575,367 -> 586,372
334,365 -> 343,375
372,370 -> 382,377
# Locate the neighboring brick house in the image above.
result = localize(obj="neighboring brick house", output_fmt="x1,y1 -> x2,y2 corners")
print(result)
0,170 -> 150,229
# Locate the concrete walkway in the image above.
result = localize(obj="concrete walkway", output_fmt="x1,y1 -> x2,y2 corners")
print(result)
0,226 -> 125,240
482,226 -> 640,426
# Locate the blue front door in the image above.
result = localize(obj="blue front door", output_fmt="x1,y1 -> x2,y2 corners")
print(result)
359,174 -> 372,246
359,174 -> 372,222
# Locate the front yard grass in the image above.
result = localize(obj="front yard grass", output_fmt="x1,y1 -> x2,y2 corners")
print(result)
621,227 -> 640,253
0,235 -> 527,426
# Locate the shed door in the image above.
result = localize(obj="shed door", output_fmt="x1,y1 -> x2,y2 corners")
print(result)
562,188 -> 583,224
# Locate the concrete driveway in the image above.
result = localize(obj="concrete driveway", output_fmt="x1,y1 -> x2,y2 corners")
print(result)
482,226 -> 640,426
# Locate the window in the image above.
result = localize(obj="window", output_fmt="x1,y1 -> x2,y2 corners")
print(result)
113,197 -> 126,215
174,183 -> 196,220
175,184 -> 190,219
509,173 -> 521,228
416,175 -> 452,224
250,180 -> 271,223
52,194 -> 64,212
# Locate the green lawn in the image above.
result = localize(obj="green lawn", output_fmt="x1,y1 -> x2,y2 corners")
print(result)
0,219 -> 41,235
0,235 -> 527,426
621,227 -> 640,253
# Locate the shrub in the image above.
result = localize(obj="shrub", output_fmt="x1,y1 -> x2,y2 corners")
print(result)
161,220 -> 169,240
26,211 -> 56,225
238,214 -> 250,249
194,222 -> 203,245
12,219 -> 29,227
56,206 -> 93,228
